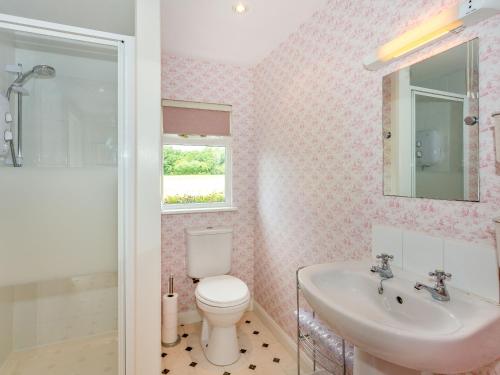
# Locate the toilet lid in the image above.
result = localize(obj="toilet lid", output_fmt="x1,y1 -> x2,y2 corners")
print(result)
196,275 -> 249,308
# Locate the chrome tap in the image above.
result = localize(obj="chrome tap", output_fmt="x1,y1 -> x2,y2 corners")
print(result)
370,253 -> 394,294
414,270 -> 452,302
370,253 -> 394,279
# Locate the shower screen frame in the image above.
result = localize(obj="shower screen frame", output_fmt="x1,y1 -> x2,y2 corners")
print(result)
0,13 -> 135,375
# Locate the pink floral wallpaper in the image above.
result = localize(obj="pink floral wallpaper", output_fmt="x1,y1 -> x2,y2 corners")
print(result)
252,0 -> 500,373
162,0 -> 500,372
161,55 -> 256,312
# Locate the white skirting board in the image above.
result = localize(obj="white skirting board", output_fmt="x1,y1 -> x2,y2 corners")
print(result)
253,301 -> 314,374
178,309 -> 202,325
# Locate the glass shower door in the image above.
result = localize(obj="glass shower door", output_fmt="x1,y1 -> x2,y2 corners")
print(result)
412,90 -> 466,200
0,27 -> 122,375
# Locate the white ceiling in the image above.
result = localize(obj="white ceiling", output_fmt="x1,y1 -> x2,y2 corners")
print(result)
161,0 -> 329,66
0,0 -> 134,36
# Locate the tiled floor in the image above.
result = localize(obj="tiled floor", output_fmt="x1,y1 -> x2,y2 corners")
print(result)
161,311 -> 300,375
0,332 -> 118,375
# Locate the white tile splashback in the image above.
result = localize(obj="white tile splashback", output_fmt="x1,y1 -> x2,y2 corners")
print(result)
372,225 -> 500,303
372,225 -> 403,267
402,231 -> 444,276
444,240 -> 499,302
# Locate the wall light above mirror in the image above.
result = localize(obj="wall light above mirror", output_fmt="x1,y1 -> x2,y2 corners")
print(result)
383,38 -> 479,202
364,0 -> 499,70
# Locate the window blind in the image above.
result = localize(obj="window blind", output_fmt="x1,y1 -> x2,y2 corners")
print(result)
162,100 -> 231,136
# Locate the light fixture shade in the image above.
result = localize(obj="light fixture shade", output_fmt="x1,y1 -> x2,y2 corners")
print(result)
364,0 -> 500,71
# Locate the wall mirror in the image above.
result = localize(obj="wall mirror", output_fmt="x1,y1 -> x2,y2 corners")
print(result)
383,38 -> 479,202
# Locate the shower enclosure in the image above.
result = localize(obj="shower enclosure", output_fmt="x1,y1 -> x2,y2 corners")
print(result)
0,15 -> 133,375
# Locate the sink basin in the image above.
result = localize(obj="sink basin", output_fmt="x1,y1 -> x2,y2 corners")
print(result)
298,261 -> 500,374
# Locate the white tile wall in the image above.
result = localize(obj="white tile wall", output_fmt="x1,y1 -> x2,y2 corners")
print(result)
372,224 -> 499,303
372,225 -> 403,267
444,240 -> 499,302
0,45 -> 119,288
0,30 -> 15,97
402,231 -> 444,276
0,286 -> 13,368
12,272 -> 117,351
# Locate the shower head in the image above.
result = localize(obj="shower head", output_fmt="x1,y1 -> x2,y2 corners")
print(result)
32,65 -> 56,78
15,65 -> 56,85
6,64 -> 56,99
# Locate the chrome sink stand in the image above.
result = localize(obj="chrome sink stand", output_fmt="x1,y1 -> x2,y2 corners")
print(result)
296,267 -> 347,375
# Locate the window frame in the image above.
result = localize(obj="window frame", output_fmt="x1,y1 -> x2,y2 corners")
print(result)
161,134 -> 233,212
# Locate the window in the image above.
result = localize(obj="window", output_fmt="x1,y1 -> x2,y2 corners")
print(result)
161,100 -> 233,212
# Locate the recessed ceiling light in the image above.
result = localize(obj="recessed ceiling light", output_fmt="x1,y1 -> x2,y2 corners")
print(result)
233,2 -> 248,14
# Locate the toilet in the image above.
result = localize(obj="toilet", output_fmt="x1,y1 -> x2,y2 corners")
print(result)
186,226 -> 250,366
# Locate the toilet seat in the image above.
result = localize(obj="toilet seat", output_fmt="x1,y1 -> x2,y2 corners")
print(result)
196,275 -> 249,308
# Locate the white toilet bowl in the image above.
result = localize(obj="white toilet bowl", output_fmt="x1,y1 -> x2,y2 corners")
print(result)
195,275 -> 250,366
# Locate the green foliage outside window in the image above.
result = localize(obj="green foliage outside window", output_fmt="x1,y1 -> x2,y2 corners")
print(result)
164,192 -> 225,204
163,146 -> 225,176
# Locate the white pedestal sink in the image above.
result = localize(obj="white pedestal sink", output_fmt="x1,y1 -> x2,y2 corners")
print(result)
298,261 -> 500,375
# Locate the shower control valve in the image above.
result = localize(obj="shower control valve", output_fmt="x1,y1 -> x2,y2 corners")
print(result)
4,112 -> 12,123
4,129 -> 13,141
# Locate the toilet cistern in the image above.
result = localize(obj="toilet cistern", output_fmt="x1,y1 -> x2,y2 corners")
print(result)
185,226 -> 250,366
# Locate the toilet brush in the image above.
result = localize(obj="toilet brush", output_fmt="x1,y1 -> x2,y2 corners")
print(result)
168,274 -> 174,295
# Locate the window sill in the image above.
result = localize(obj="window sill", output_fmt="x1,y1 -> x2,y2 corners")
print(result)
161,206 -> 238,215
